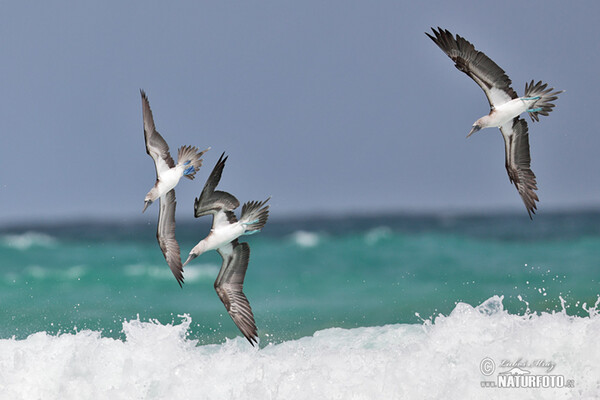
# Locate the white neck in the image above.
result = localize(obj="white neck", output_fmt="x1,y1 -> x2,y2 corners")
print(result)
477,114 -> 493,128
191,240 -> 208,256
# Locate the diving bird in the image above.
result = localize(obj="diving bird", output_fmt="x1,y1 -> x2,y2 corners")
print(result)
184,153 -> 270,345
141,89 -> 209,286
426,27 -> 564,218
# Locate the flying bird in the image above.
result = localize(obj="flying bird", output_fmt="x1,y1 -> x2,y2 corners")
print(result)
426,27 -> 564,218
184,153 -> 270,345
141,89 -> 209,286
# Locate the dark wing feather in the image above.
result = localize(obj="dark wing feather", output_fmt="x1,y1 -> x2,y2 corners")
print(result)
210,210 -> 239,232
141,90 -> 175,176
426,28 -> 518,109
501,118 -> 539,219
193,153 -> 240,218
195,192 -> 240,218
215,241 -> 257,345
200,152 -> 227,199
157,189 -> 184,286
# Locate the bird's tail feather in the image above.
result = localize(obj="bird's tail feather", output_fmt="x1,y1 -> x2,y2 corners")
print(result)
240,197 -> 270,232
524,80 -> 564,122
177,146 -> 210,180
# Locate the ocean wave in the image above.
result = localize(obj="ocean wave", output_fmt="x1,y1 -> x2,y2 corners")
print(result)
0,296 -> 598,399
124,263 -> 219,283
183,263 -> 220,282
0,232 -> 57,250
364,226 -> 393,245
288,230 -> 320,248
22,265 -> 87,281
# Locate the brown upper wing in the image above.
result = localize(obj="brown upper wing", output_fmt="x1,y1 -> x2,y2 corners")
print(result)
426,27 -> 518,109
501,118 -> 539,218
157,189 -> 184,286
215,241 -> 257,345
141,90 -> 175,176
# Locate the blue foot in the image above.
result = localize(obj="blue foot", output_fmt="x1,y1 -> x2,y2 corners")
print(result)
527,107 -> 542,113
242,219 -> 260,226
183,165 -> 195,176
243,229 -> 260,236
522,96 -> 541,101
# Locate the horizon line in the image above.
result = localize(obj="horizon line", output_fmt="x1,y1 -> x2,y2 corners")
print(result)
2,204 -> 600,230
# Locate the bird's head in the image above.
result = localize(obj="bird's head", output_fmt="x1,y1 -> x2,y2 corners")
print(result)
468,115 -> 491,138
183,252 -> 199,267
183,242 -> 207,267
142,199 -> 153,213
467,123 -> 482,138
142,188 -> 159,213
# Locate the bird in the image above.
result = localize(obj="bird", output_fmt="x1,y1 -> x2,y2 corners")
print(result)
426,27 -> 564,218
184,152 -> 270,345
140,89 -> 209,286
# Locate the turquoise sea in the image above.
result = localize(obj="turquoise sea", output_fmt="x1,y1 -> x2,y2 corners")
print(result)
1,211 -> 599,398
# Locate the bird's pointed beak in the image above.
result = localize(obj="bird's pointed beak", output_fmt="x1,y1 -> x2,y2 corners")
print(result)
142,200 -> 152,213
467,125 -> 481,138
183,253 -> 197,267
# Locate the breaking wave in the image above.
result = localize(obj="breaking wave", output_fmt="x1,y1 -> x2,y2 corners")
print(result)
1,232 -> 57,250
1,296 -> 598,399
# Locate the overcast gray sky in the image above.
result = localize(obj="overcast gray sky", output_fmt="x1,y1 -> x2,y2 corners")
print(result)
0,1 -> 598,224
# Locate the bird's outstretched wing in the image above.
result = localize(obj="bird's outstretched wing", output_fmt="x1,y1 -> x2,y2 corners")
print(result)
141,90 -> 175,176
426,27 -> 518,109
215,240 -> 257,345
193,152 -> 240,218
501,118 -> 539,218
157,189 -> 184,286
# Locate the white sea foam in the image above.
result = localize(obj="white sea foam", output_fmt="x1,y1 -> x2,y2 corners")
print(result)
289,231 -> 320,248
22,265 -> 87,281
0,296 -> 598,400
124,263 -> 219,283
364,226 -> 393,245
183,263 -> 220,282
0,232 -> 57,250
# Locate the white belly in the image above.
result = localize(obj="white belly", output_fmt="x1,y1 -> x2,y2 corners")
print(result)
490,98 -> 534,127
156,167 -> 183,196
204,223 -> 245,252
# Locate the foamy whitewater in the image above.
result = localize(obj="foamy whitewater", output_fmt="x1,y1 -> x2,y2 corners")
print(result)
1,296 -> 598,400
